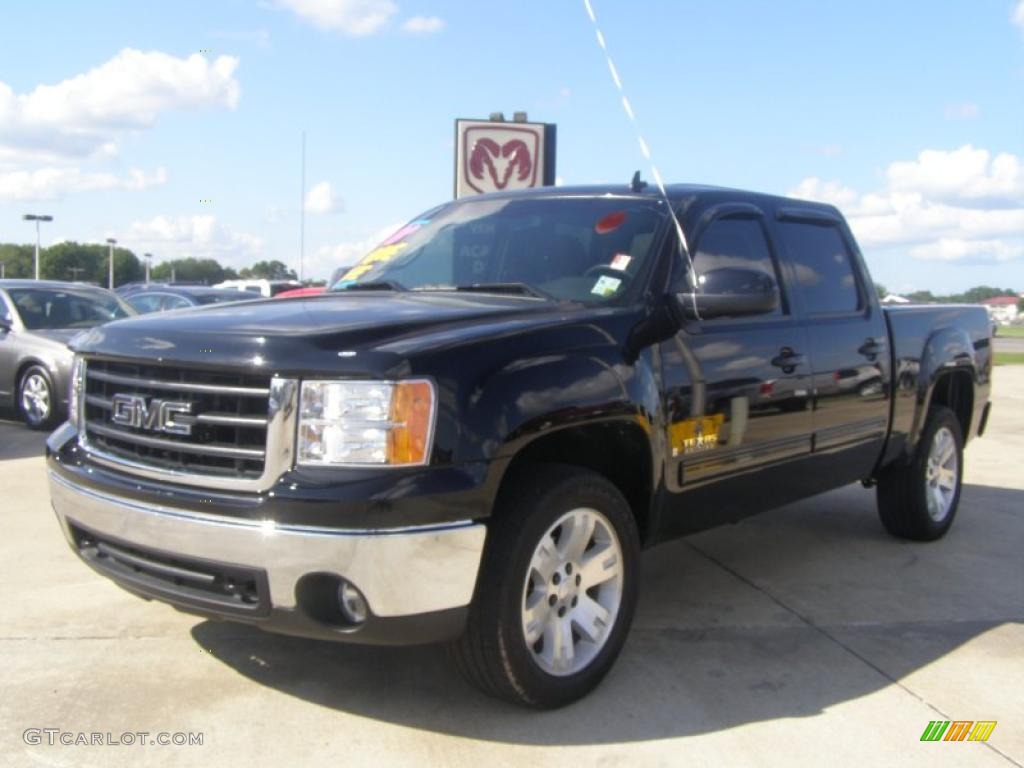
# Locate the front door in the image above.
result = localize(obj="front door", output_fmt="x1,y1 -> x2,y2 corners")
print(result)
657,205 -> 814,536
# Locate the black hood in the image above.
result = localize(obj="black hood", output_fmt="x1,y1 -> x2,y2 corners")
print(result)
71,292 -> 582,377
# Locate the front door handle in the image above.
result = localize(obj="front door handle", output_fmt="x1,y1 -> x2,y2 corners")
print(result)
771,347 -> 806,371
858,338 -> 885,358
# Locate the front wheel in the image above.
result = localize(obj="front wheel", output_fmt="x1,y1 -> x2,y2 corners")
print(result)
876,406 -> 963,541
19,365 -> 57,430
451,465 -> 640,708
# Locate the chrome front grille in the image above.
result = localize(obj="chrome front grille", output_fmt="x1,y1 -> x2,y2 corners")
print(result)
80,358 -> 298,492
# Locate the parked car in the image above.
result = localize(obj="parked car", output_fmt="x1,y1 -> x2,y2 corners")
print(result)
213,278 -> 301,297
124,286 -> 254,314
0,280 -> 135,428
47,184 -> 991,707
275,285 -> 326,299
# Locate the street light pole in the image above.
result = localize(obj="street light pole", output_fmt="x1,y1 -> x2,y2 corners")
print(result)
22,214 -> 53,280
106,238 -> 117,290
144,253 -> 152,284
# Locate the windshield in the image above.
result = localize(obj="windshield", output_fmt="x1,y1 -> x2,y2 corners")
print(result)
197,292 -> 252,305
8,287 -> 135,330
332,197 -> 668,303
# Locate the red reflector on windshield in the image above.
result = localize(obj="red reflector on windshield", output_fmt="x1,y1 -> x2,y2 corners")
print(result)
595,211 -> 626,234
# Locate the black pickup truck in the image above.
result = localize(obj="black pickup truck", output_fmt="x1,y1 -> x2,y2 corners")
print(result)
46,184 -> 992,708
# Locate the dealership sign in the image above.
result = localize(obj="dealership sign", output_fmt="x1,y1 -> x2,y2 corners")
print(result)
454,119 -> 556,198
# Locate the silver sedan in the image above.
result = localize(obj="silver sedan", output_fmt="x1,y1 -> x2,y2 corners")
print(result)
0,281 -> 135,428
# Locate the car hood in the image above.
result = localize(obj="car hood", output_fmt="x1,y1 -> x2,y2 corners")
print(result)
70,292 -> 598,377
28,328 -> 83,346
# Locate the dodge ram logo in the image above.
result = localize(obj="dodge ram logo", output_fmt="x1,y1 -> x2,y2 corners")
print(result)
458,123 -> 543,196
110,394 -> 193,436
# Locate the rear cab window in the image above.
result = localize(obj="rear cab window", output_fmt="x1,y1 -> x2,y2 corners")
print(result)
776,218 -> 862,315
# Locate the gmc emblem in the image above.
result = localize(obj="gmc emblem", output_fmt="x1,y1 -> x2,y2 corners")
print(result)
110,394 -> 193,436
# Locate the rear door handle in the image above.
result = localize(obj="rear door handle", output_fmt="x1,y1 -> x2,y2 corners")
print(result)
771,348 -> 806,370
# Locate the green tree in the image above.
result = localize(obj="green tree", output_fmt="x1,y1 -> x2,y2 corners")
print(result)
0,244 -> 35,278
907,290 -> 936,303
150,258 -> 235,285
239,260 -> 296,280
960,286 -> 1017,304
874,283 -> 888,300
40,242 -> 141,287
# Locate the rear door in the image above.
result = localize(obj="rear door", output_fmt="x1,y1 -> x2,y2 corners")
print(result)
657,202 -> 814,534
774,209 -> 891,483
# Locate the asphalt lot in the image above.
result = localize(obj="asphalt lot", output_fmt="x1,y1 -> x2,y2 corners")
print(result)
1,370 -> 1022,768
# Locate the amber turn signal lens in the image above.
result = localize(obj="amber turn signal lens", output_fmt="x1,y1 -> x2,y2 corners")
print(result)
387,380 -> 434,465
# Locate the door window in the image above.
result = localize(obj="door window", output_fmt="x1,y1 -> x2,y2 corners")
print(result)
778,221 -> 861,314
692,216 -> 784,317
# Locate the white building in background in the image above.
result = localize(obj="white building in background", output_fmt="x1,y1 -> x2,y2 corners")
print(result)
982,296 -> 1020,325
881,294 -> 910,304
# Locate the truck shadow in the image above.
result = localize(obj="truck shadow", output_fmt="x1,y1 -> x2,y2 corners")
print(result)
192,482 -> 1023,745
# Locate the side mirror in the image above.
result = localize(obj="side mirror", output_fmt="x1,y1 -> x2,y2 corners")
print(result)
673,267 -> 779,320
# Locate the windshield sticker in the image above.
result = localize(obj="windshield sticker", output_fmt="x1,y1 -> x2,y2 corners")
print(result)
595,210 -> 627,235
610,253 -> 632,271
382,219 -> 430,246
591,275 -> 622,297
340,242 -> 408,282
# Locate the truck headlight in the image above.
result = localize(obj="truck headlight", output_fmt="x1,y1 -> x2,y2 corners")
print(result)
297,379 -> 436,466
68,356 -> 86,429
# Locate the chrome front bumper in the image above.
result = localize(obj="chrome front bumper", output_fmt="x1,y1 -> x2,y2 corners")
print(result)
49,470 -> 486,621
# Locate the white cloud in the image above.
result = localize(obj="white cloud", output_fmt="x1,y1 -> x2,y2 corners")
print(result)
1014,0 -> 1024,32
886,145 -> 1021,201
304,181 -> 338,214
789,144 -> 1024,263
275,0 -> 397,35
308,223 -> 399,279
944,101 -> 980,120
0,166 -> 166,201
401,16 -> 444,34
908,239 -> 1024,263
0,49 -> 240,163
127,215 -> 263,267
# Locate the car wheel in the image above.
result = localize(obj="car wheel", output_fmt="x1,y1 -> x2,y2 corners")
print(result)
451,464 -> 640,708
19,365 -> 57,430
876,405 -> 963,541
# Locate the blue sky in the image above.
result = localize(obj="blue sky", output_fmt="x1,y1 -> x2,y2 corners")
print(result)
1,0 -> 1022,294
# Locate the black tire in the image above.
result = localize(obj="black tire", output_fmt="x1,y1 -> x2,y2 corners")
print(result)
18,365 -> 58,430
451,464 -> 640,708
876,406 -> 963,541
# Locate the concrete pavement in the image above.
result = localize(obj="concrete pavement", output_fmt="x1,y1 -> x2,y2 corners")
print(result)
1,368 -> 1022,767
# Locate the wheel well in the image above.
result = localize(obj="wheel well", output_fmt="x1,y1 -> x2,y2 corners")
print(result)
930,370 -> 973,437
500,421 -> 654,541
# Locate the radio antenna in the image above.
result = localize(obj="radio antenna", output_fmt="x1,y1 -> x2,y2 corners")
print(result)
581,0 -> 701,314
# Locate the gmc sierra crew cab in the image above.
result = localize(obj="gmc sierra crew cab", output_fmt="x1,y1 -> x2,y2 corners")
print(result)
46,184 -> 992,708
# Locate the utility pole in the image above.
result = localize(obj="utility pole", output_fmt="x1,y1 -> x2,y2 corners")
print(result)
106,238 -> 117,290
22,214 -> 53,280
68,267 -> 85,282
144,253 -> 152,284
300,130 -> 306,284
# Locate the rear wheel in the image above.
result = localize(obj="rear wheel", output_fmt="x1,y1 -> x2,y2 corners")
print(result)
451,465 -> 640,708
877,405 -> 963,541
19,365 -> 57,430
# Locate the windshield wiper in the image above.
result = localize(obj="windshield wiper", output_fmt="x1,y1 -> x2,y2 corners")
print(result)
334,280 -> 407,292
453,282 -> 552,300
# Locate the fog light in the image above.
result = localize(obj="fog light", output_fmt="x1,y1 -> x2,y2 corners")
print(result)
337,581 -> 368,625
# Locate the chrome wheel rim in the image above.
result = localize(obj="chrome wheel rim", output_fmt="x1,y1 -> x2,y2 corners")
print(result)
21,373 -> 50,425
925,426 -> 958,522
520,507 -> 624,677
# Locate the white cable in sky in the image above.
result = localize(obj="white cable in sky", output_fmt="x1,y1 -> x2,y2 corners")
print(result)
581,0 -> 699,296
